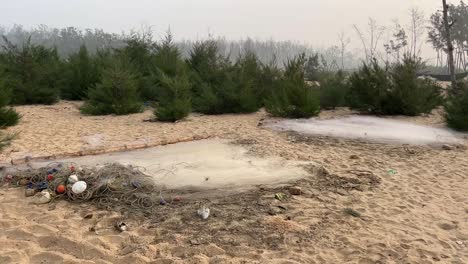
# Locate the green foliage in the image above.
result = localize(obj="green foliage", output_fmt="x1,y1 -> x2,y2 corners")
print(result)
445,82 -> 468,131
81,58 -> 142,115
388,57 -> 442,116
304,53 -> 322,81
188,40 -> 229,114
0,37 -> 60,105
257,58 -> 282,99
0,82 -> 20,128
347,60 -> 392,114
61,45 -> 101,100
188,41 -> 263,114
154,72 -> 191,122
0,107 -> 20,128
0,132 -> 15,152
117,32 -> 155,100
151,33 -> 191,122
319,71 -> 349,109
266,54 -> 320,118
347,57 -> 441,116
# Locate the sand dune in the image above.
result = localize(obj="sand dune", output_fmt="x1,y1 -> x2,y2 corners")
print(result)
0,102 -> 467,263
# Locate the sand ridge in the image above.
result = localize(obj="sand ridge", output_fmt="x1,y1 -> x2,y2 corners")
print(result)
0,101 -> 467,263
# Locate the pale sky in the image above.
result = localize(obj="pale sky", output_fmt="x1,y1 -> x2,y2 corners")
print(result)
0,0 -> 456,60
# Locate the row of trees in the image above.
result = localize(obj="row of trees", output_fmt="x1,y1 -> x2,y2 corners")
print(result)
0,25 -> 360,70
0,30 -> 466,132
0,33 -> 322,122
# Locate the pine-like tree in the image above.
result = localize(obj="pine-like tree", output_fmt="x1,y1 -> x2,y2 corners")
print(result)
117,32 -> 155,100
0,37 -> 60,105
80,58 -> 143,115
151,33 -> 191,122
266,54 -> 320,118
61,45 -> 101,100
188,40 -> 229,113
347,56 -> 441,116
445,82 -> 468,131
0,79 -> 20,128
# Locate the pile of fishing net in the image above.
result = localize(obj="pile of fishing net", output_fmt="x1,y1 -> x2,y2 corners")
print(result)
4,162 -> 166,211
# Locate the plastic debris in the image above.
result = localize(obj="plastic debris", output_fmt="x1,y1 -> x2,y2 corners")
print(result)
115,222 -> 128,232
159,198 -> 167,205
47,174 -> 54,181
197,207 -> 210,220
68,175 -> 79,184
72,181 -> 87,194
33,190 -> 51,204
275,193 -> 286,201
36,181 -> 48,191
387,169 -> 397,175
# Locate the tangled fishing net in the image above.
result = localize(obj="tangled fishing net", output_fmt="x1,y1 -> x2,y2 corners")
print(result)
3,163 -> 168,212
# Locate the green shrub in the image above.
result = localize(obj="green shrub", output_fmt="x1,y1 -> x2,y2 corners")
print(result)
0,37 -> 60,105
319,71 -> 349,109
151,33 -> 191,122
265,54 -> 320,118
445,82 -> 468,131
347,56 -> 441,116
117,33 -> 155,101
81,59 -> 143,115
348,56 -> 442,116
347,60 -> 392,114
387,57 -> 442,116
0,132 -> 15,152
188,40 -> 230,113
188,41 -> 262,114
257,59 -> 282,100
0,108 -> 20,128
154,72 -> 191,122
0,84 -> 20,128
61,45 -> 101,100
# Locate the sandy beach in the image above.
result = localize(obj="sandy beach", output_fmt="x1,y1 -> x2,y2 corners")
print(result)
1,101 -> 467,263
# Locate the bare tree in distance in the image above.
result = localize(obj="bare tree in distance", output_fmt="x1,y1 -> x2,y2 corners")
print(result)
338,31 -> 351,70
442,0 -> 456,89
384,20 -> 408,64
408,7 -> 426,59
353,18 -> 386,63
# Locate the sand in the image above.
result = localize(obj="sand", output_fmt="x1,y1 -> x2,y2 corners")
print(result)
1,101 -> 468,263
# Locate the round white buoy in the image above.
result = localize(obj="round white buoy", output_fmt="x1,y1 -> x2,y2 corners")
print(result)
68,175 -> 79,184
72,181 -> 87,194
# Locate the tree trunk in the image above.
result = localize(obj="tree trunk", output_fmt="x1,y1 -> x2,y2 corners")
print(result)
442,0 -> 457,89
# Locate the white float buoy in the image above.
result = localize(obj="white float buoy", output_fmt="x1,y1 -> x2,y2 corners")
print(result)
68,175 -> 79,184
72,181 -> 87,194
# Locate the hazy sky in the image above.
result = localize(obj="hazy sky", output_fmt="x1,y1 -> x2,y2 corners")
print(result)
1,0 -> 455,59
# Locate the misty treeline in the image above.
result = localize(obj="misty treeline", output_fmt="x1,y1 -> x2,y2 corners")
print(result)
0,30 -> 445,123
1,1 -> 468,132
0,24 -> 359,70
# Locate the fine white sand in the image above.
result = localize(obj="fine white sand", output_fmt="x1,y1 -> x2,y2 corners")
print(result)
0,102 -> 467,263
